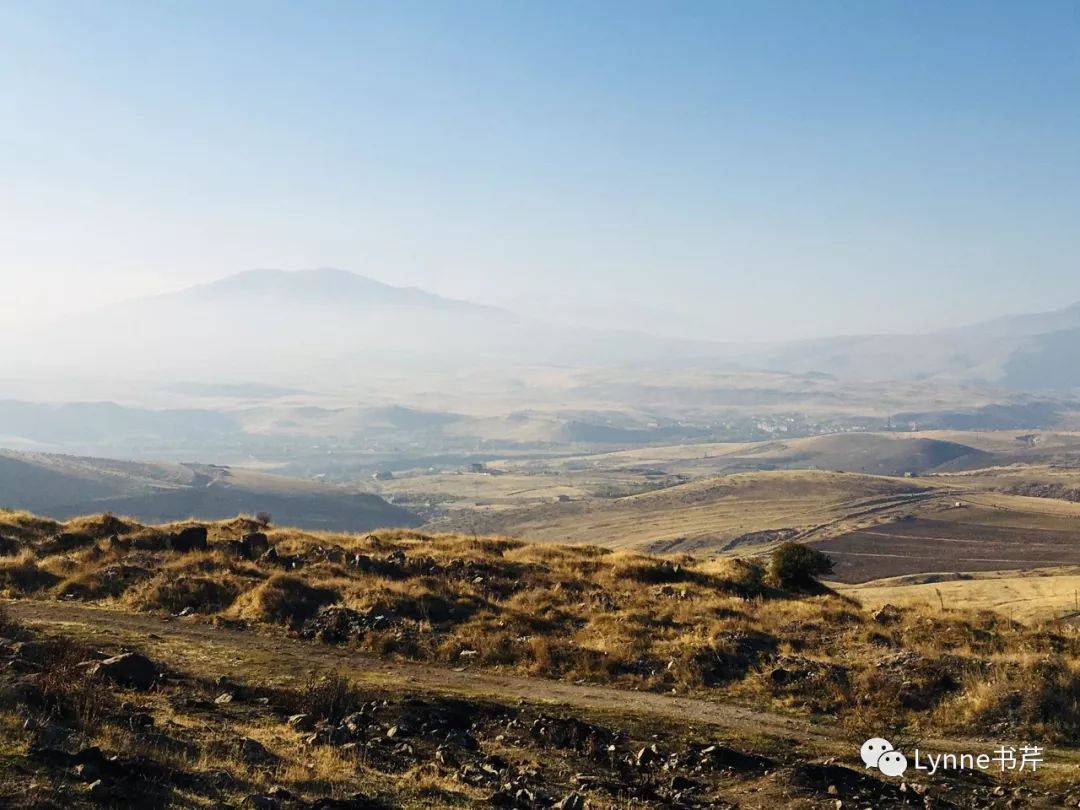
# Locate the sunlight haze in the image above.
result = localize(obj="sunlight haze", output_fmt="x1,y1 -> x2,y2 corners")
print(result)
2,0 -> 1078,339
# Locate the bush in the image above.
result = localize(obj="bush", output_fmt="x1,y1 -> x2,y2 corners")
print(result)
769,542 -> 834,589
296,672 -> 359,722
35,636 -> 115,729
0,552 -> 61,594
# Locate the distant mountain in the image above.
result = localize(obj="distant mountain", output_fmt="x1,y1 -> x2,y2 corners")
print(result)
0,449 -> 420,532
13,268 -> 732,384
160,267 -> 505,315
14,267 -> 1080,392
758,300 -> 1080,391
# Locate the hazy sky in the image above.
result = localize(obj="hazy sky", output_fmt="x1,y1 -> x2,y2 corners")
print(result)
2,1 -> 1078,340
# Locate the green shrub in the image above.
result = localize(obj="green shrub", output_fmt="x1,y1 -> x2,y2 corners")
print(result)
769,542 -> 834,589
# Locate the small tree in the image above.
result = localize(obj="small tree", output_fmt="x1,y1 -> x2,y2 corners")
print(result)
770,542 -> 834,589
255,511 -> 273,528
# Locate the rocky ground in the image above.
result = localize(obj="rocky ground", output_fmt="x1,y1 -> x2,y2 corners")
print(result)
2,603 -> 1078,809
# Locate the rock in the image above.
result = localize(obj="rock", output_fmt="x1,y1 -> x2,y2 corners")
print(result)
309,794 -> 381,810
873,604 -> 902,625
768,667 -> 795,685
635,744 -> 660,768
215,692 -> 235,704
172,526 -> 209,553
305,726 -> 351,747
671,775 -> 698,791
73,761 -> 100,782
11,640 -> 52,665
240,737 -> 278,766
31,721 -> 78,750
287,713 -> 315,731
553,793 -> 585,810
0,534 -> 19,556
435,747 -> 457,768
242,795 -> 281,810
445,729 -> 479,751
128,712 -> 154,729
90,652 -> 158,690
87,779 -> 123,801
51,532 -> 94,552
342,712 -> 366,735
242,532 -> 271,558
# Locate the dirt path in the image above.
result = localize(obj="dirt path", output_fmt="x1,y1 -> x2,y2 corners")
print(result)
13,598 -> 1070,773
7,598 -> 837,745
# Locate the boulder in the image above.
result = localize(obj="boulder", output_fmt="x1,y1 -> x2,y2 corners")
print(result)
242,532 -> 271,558
287,713 -> 315,732
90,652 -> 158,690
873,604 -> 903,625
172,527 -> 209,553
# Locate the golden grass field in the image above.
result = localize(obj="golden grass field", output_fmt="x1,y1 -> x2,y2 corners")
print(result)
838,568 -> 1080,624
6,506 -> 1080,807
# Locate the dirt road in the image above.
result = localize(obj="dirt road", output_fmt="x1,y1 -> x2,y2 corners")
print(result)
13,597 -> 1069,773
8,598 -> 836,745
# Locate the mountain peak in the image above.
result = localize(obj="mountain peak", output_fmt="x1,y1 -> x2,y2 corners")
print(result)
167,268 -> 445,308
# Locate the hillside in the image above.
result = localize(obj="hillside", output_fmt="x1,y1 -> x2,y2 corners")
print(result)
531,431 -> 1005,480
759,300 -> 1080,389
693,433 -> 992,476
2,510 -> 1080,806
0,450 -> 419,532
433,470 -> 943,553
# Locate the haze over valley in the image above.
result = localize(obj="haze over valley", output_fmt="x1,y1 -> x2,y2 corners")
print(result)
4,3 -> 1080,807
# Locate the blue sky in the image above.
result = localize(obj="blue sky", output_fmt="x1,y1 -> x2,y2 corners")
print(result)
1,1 -> 1078,339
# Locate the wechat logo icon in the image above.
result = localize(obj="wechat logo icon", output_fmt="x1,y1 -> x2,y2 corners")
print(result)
861,737 -> 908,777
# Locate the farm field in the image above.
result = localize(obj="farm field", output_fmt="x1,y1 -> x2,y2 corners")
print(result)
816,517 -> 1080,583
430,469 -> 947,553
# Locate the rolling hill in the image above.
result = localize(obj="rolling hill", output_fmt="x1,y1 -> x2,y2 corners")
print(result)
0,449 -> 419,531
760,300 -> 1080,390
433,469 -> 942,553
12,268 -> 1080,393
537,431 -> 999,478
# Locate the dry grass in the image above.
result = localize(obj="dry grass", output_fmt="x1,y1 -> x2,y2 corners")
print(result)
5,510 -> 1080,745
0,551 -> 62,594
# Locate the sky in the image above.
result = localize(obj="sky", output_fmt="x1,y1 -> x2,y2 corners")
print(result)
1,0 -> 1078,341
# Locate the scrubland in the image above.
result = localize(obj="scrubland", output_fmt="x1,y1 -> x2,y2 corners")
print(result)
3,508 -> 1080,754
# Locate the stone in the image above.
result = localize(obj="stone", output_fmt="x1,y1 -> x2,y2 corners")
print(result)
287,713 -> 315,731
873,604 -> 902,625
671,775 -> 697,791
554,793 -> 585,810
73,762 -> 100,782
90,652 -> 158,690
635,744 -> 660,768
128,712 -> 154,729
172,526 -> 209,553
242,532 -> 271,558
